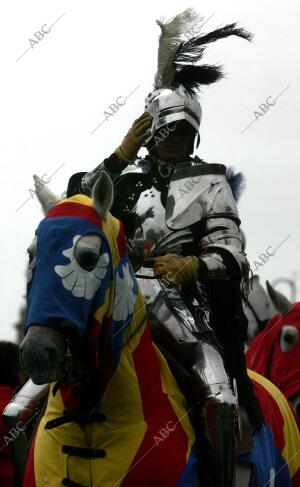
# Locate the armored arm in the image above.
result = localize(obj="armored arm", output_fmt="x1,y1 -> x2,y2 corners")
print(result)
66,153 -> 128,197
67,113 -> 152,197
80,153 -> 128,194
199,217 -> 247,283
165,162 -> 249,286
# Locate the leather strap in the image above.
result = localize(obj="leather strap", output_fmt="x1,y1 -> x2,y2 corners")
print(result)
62,479 -> 89,487
62,445 -> 106,459
45,412 -> 106,430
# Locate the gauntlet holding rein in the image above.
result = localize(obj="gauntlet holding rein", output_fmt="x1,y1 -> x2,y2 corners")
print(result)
115,112 -> 152,164
148,254 -> 200,286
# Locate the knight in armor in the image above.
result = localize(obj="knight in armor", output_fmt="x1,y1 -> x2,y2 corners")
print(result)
67,9 -> 263,485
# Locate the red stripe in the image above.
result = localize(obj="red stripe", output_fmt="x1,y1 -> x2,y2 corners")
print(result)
121,326 -> 189,486
97,315 -> 115,398
85,316 -> 102,370
251,377 -> 285,452
117,220 -> 127,258
22,432 -> 37,487
292,466 -> 300,486
47,201 -> 101,228
60,383 -> 81,412
60,316 -> 114,413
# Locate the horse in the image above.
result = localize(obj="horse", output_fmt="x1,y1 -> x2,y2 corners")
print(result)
20,172 -> 199,487
246,282 -> 300,419
19,173 -> 300,486
243,275 -> 276,349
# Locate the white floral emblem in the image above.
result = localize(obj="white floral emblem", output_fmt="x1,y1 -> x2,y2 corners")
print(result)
54,235 -> 109,300
113,263 -> 137,322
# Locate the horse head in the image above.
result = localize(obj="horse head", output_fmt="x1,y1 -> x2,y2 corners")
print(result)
20,171 -> 138,388
246,281 -> 300,416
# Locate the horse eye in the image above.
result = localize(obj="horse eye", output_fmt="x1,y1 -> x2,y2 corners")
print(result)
76,250 -> 100,271
74,235 -> 102,271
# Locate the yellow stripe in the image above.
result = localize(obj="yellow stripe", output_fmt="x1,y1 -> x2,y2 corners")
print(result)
248,369 -> 300,477
94,283 -> 113,323
34,385 -> 89,486
102,213 -> 122,269
57,194 -> 93,207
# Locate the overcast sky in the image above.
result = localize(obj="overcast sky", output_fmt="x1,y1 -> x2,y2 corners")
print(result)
1,0 -> 299,341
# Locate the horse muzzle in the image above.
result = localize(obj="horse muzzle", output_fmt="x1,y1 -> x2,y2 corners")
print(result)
20,324 -> 66,384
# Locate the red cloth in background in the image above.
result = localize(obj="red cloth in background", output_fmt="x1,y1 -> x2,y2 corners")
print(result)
0,385 -> 14,487
246,303 -> 300,400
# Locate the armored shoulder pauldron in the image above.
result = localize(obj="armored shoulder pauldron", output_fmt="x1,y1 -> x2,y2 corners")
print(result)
166,162 -> 240,230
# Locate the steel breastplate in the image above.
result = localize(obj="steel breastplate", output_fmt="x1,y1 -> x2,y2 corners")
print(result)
127,185 -> 193,263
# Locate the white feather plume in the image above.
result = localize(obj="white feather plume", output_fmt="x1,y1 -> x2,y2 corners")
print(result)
154,8 -> 203,89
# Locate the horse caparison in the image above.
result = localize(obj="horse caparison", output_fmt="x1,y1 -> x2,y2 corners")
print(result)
20,172 -> 300,486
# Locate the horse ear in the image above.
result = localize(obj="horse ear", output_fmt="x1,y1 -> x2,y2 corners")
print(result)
33,175 -> 59,215
266,280 -> 292,316
92,171 -> 114,220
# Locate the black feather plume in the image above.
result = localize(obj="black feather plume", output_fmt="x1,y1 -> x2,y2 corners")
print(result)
173,23 -> 253,94
175,65 -> 224,95
175,23 -> 252,65
197,23 -> 253,46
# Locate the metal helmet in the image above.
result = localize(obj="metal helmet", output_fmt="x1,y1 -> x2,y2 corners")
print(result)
145,85 -> 202,141
144,8 -> 252,145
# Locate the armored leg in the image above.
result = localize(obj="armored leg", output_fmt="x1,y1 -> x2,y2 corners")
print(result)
151,290 -> 238,487
187,342 -> 238,487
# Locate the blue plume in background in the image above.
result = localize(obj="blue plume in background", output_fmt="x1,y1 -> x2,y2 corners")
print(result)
226,166 -> 246,202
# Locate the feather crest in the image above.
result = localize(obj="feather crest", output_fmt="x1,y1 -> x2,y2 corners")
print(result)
153,8 -> 253,96
154,8 -> 203,89
173,23 -> 253,95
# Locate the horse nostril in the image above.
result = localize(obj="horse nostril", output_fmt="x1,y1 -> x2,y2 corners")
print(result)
20,341 -> 59,369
